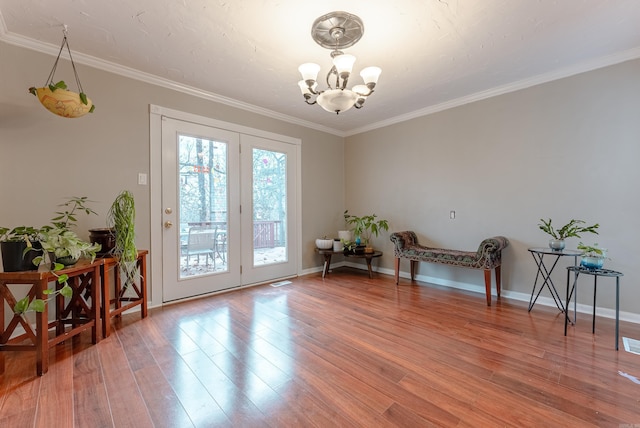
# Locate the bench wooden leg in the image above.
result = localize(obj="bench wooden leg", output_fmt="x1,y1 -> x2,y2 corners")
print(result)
394,258 -> 400,285
483,266 -> 502,306
484,269 -> 492,306
410,260 -> 417,281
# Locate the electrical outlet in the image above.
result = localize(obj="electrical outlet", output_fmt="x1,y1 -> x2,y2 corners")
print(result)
450,210 -> 456,219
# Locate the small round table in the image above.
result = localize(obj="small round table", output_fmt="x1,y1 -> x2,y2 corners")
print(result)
565,266 -> 623,350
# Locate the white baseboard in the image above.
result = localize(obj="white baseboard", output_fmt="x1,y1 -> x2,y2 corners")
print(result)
341,262 -> 640,325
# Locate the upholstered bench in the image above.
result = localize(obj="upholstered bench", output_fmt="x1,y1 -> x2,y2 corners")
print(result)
390,231 -> 509,306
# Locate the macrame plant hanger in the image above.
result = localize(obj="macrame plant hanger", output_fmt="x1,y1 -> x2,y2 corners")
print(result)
29,25 -> 95,117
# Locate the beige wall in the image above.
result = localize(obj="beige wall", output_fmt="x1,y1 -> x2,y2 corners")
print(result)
0,41 -> 344,301
345,58 -> 640,317
2,39 -> 639,318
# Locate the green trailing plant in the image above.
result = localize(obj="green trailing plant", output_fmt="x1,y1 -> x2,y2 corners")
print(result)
36,226 -> 101,263
538,218 -> 599,240
33,196 -> 101,264
108,190 -> 138,289
13,263 -> 73,315
343,210 -> 389,247
13,196 -> 100,315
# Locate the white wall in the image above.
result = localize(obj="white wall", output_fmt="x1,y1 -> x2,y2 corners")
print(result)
345,58 -> 640,318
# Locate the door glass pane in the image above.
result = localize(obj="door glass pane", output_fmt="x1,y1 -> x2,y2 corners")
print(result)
253,148 -> 287,266
178,135 -> 228,278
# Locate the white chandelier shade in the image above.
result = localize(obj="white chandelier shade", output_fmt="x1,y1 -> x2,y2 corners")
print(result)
297,12 -> 381,114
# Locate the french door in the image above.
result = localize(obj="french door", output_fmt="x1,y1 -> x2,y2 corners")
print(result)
160,116 -> 297,302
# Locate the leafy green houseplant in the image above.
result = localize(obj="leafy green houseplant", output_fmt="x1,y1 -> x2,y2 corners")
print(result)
577,242 -> 608,270
0,226 -> 41,271
538,218 -> 599,251
343,210 -> 389,252
4,197 -> 101,315
36,196 -> 101,265
108,190 -> 138,289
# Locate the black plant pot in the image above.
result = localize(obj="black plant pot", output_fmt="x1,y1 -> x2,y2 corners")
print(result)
89,228 -> 116,257
1,241 -> 41,272
344,245 -> 366,255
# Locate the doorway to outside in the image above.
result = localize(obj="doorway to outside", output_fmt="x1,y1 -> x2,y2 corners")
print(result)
150,106 -> 301,303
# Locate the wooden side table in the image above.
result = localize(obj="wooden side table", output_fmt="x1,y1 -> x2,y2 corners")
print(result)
100,250 -> 148,338
0,258 -> 102,376
316,249 -> 383,279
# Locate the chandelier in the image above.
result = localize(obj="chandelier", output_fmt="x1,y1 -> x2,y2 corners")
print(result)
298,11 -> 381,114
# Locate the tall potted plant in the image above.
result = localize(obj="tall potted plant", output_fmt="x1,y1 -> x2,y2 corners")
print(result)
107,190 -> 138,289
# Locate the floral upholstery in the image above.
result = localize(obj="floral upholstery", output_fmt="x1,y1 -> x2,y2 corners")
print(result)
390,231 -> 508,269
389,231 -> 509,305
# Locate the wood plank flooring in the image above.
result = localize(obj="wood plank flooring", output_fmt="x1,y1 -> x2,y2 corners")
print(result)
1,267 -> 639,427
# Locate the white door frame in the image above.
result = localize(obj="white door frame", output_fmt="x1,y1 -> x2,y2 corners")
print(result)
149,105 -> 302,306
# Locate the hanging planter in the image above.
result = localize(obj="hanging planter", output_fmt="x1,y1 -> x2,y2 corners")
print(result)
28,26 -> 95,118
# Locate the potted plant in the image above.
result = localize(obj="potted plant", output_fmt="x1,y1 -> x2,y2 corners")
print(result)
577,242 -> 608,270
29,80 -> 95,118
107,190 -> 138,289
538,218 -> 599,251
315,236 -> 334,250
0,226 -> 41,271
28,196 -> 102,266
28,29 -> 95,118
343,210 -> 389,253
37,226 -> 101,266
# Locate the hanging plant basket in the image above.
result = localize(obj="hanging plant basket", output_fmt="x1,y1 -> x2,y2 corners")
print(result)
28,26 -> 95,118
31,84 -> 94,118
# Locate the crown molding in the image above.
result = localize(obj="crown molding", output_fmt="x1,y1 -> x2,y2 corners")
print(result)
0,24 -> 346,137
346,46 -> 640,136
2,12 -> 638,139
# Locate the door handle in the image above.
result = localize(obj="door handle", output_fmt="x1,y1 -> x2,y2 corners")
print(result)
164,221 -> 173,229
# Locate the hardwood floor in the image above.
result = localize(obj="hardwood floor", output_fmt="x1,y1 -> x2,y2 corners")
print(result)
1,267 -> 639,427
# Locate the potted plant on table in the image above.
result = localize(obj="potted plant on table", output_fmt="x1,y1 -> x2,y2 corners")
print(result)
107,190 -> 138,290
577,242 -> 608,270
36,196 -> 102,266
343,210 -> 389,253
537,218 -> 599,251
0,226 -> 41,272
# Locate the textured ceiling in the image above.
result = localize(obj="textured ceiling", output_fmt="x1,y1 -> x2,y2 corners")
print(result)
1,0 -> 640,136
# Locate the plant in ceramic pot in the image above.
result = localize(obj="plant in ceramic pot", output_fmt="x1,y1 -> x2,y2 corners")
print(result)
37,226 -> 101,266
577,242 -> 608,270
315,236 -> 334,250
28,29 -> 96,118
344,210 -> 389,253
0,226 -> 41,271
26,196 -> 101,267
538,218 -> 599,251
29,80 -> 95,118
